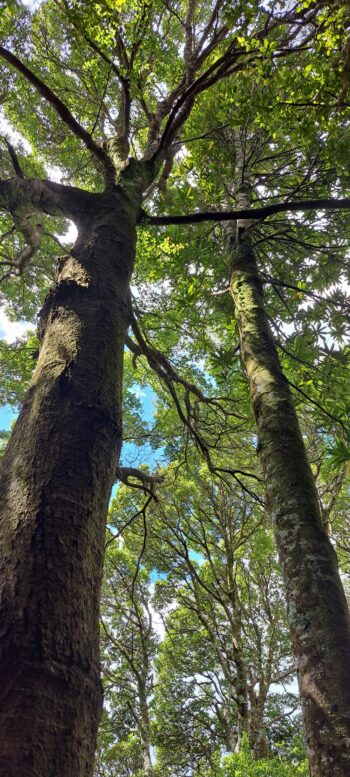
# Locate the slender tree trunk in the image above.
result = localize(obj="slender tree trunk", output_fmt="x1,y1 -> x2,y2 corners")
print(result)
0,189 -> 137,777
229,232 -> 350,776
253,729 -> 269,760
139,682 -> 153,777
232,639 -> 250,749
222,701 -> 239,753
217,676 -> 247,754
249,683 -> 269,759
225,506 -> 250,749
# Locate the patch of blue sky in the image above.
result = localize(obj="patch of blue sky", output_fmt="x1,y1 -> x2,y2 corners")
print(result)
0,306 -> 33,434
0,309 -> 31,342
149,551 -> 203,584
0,404 -> 17,432
150,569 -> 167,582
112,384 -> 166,500
189,550 -> 204,565
110,432 -> 166,501
120,381 -> 166,467
129,383 -> 155,424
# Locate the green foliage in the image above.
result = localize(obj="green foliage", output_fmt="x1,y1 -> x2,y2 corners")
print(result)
222,737 -> 308,777
95,728 -> 144,777
326,437 -> 350,471
106,463 -> 300,774
0,429 -> 10,455
0,333 -> 37,405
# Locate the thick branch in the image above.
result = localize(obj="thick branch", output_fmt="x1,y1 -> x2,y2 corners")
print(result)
148,5 -> 315,161
116,466 -> 164,486
125,331 -> 214,406
8,208 -> 43,275
0,177 -> 89,220
148,40 -> 241,159
4,140 -> 24,178
0,177 -> 89,281
0,46 -> 113,176
144,197 -> 350,226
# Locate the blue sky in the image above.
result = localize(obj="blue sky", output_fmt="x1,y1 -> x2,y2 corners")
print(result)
0,312 -> 26,432
0,404 -> 17,431
121,384 -> 165,468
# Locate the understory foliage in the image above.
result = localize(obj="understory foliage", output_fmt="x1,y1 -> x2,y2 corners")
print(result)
94,453 -> 341,775
1,0 -> 350,775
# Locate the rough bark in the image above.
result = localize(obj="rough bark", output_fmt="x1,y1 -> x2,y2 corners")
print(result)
229,232 -> 350,776
0,187 -> 138,777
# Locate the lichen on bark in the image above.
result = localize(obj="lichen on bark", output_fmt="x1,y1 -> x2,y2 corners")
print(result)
229,232 -> 350,777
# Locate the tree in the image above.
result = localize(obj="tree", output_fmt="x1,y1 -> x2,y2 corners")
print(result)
111,465 -> 299,768
223,125 -> 350,775
96,541 -> 157,777
0,2 -> 349,776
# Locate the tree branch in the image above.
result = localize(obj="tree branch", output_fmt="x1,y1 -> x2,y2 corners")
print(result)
3,140 -> 24,178
143,197 -> 350,226
0,177 -> 87,281
116,466 -> 164,487
147,4 -> 315,162
0,177 -> 88,219
0,46 -> 113,178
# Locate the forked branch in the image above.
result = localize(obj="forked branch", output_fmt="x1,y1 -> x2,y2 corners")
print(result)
0,46 -> 114,179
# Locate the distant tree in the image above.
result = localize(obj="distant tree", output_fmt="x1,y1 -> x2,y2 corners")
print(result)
97,541 -> 157,777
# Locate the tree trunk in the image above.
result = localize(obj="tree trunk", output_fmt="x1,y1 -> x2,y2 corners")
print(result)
249,684 -> 269,759
139,684 -> 153,777
253,729 -> 269,760
229,232 -> 350,776
0,188 -> 137,777
222,703 -> 239,754
232,639 -> 250,750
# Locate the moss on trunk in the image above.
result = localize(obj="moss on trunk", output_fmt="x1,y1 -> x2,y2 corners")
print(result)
230,233 -> 350,777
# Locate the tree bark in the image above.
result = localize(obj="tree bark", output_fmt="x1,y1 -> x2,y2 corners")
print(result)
222,699 -> 239,753
229,232 -> 350,776
139,683 -> 154,777
249,683 -> 269,759
0,187 -> 137,777
232,638 -> 250,750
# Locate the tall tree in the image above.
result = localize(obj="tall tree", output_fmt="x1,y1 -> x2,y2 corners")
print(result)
227,126 -> 350,776
0,2 -> 349,776
97,542 -> 157,777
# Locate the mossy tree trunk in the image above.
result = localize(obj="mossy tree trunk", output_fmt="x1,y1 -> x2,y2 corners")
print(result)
0,187 -> 138,777
229,232 -> 350,777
